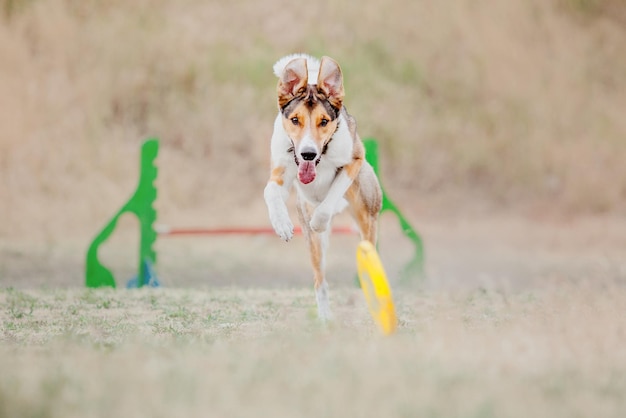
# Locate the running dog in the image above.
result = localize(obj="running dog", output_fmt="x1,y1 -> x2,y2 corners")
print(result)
264,54 -> 382,320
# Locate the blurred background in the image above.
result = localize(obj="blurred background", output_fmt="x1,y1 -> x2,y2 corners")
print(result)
1,0 -> 625,287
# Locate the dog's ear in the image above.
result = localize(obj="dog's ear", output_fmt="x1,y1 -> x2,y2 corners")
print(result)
317,56 -> 344,109
277,58 -> 308,108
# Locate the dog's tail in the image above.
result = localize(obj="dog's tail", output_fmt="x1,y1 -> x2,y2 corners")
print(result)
273,54 -> 321,85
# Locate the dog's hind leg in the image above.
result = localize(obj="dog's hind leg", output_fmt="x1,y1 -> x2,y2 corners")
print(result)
297,197 -> 332,321
346,163 -> 383,245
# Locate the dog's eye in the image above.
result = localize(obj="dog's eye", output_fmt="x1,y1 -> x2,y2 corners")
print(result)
320,118 -> 329,127
291,117 -> 299,126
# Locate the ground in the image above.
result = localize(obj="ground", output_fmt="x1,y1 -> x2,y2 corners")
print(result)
2,215 -> 626,418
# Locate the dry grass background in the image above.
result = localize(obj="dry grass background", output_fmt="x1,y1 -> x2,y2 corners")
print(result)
1,0 -> 626,242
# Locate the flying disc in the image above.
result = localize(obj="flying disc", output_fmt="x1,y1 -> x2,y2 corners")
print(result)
356,240 -> 398,335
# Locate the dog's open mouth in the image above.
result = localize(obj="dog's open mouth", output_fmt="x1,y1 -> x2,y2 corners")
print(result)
298,160 -> 317,184
290,142 -> 324,185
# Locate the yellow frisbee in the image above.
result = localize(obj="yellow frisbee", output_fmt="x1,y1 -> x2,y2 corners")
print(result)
356,240 -> 398,335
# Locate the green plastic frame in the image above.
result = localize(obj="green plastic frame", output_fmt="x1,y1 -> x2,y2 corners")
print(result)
84,137 -> 423,287
85,139 -> 159,288
363,138 -> 425,281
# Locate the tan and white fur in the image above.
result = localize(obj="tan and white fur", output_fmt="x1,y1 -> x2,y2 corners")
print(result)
264,54 -> 382,321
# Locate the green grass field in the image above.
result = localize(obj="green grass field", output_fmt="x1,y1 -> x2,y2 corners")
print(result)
2,282 -> 626,418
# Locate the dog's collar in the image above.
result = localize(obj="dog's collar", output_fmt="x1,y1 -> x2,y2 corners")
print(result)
321,119 -> 341,155
321,136 -> 333,156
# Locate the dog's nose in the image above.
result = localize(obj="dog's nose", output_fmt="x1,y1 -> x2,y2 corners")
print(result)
301,150 -> 317,161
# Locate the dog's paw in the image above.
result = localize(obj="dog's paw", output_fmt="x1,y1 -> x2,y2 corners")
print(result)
316,280 -> 333,322
270,213 -> 294,241
310,209 -> 331,233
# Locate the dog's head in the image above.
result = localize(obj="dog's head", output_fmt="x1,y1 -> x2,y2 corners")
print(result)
276,56 -> 344,184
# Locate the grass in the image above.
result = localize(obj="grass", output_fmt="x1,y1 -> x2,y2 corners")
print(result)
1,282 -> 626,417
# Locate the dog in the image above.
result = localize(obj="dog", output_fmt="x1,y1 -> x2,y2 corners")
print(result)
264,54 -> 382,320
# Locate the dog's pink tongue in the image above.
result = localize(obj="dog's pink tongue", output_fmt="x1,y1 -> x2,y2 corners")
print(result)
298,161 -> 316,184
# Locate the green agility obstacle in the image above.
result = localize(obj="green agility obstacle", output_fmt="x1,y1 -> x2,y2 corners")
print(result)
364,138 -> 425,281
85,137 -> 423,287
85,139 -> 159,288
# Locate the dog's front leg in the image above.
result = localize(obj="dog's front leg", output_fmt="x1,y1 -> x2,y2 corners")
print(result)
297,198 -> 333,321
264,165 -> 296,241
310,159 -> 363,233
